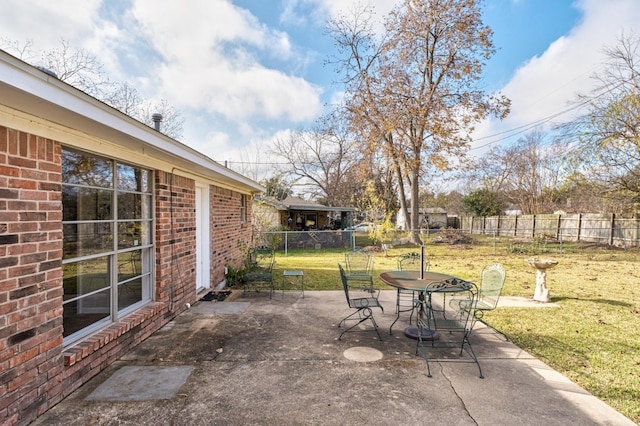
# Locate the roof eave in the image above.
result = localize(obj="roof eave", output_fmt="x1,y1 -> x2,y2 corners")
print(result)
0,50 -> 264,194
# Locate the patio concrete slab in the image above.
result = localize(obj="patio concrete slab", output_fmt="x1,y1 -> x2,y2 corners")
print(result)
86,366 -> 194,402
31,290 -> 635,426
192,300 -> 250,314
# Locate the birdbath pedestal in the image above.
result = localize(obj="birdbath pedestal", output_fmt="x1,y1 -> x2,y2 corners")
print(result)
526,258 -> 558,303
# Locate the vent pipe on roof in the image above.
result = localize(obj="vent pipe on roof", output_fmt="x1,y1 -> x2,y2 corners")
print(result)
35,66 -> 58,78
151,113 -> 163,131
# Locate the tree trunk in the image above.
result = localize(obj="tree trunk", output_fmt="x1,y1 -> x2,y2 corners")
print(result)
409,167 -> 422,245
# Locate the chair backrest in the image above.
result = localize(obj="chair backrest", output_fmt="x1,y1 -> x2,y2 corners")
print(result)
338,264 -> 350,301
345,250 -> 373,275
397,252 -> 430,272
477,263 -> 506,310
253,249 -> 275,273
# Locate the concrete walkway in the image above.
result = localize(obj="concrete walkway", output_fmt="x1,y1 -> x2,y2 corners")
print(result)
31,290 -> 635,425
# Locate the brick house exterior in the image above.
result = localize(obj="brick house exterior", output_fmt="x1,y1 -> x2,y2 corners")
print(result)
0,52 -> 263,425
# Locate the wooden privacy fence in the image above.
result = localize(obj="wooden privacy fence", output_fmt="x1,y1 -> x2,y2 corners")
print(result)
460,213 -> 640,247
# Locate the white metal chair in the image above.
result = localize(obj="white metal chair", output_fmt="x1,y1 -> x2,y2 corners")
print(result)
450,263 -> 507,340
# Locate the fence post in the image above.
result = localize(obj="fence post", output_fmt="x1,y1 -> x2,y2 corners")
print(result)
556,214 -> 561,240
532,214 -> 536,238
610,213 -> 615,246
577,213 -> 582,242
284,231 -> 289,256
558,229 -> 563,253
493,230 -> 497,255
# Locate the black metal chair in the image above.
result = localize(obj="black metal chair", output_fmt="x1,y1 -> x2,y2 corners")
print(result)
243,249 -> 275,298
337,264 -> 383,341
343,250 -> 376,295
416,278 -> 483,378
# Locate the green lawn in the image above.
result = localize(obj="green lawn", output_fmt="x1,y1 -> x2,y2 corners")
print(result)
242,236 -> 640,423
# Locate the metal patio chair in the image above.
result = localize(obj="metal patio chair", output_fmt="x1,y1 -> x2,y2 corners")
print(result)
337,264 -> 383,341
243,249 -> 275,298
343,250 -> 376,296
416,278 -> 483,378
450,263 -> 507,340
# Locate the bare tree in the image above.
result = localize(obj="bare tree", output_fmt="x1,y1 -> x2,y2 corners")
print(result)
562,31 -> 640,209
271,116 -> 362,207
39,39 -> 111,98
328,0 -> 510,243
1,38 -> 183,139
468,129 -> 565,214
102,82 -> 143,116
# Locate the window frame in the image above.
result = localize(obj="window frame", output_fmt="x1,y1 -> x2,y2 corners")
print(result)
61,147 -> 155,347
240,194 -> 247,223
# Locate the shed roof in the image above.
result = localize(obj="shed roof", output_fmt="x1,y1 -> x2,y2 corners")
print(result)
257,195 -> 354,212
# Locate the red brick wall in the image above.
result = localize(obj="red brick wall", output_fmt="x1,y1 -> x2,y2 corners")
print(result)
155,171 -> 197,310
0,127 -> 64,426
210,187 -> 253,285
0,125 -> 253,425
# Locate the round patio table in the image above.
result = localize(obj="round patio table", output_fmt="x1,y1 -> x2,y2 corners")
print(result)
379,270 -> 464,340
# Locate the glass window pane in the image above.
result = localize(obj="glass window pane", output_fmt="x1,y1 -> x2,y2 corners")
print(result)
63,257 -> 110,298
62,256 -> 111,338
117,250 -> 141,280
63,223 -> 113,258
117,164 -> 150,192
62,149 -> 113,188
118,192 -> 142,219
63,187 -> 113,221
62,298 -> 109,337
117,222 -> 151,249
61,148 -> 154,339
118,277 -> 142,311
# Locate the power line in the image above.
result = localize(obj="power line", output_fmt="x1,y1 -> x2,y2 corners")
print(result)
469,80 -> 627,151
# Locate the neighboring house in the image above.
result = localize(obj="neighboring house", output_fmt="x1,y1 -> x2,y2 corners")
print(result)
0,51 -> 263,425
254,195 -> 354,231
396,207 -> 448,230
252,196 -> 355,249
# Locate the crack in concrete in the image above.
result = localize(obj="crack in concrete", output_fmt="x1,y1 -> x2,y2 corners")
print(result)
442,365 -> 479,426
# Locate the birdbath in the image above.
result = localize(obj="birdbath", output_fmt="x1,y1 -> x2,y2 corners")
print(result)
526,258 -> 558,302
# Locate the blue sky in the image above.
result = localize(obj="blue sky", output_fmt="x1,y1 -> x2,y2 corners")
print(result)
1,0 -> 639,187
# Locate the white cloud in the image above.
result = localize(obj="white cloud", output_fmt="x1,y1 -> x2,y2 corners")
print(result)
314,0 -> 397,20
125,0 -> 322,123
0,1 -> 99,46
472,0 -> 640,150
280,0 -> 398,30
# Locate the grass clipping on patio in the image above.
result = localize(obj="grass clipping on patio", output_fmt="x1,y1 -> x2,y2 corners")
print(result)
270,236 -> 640,424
